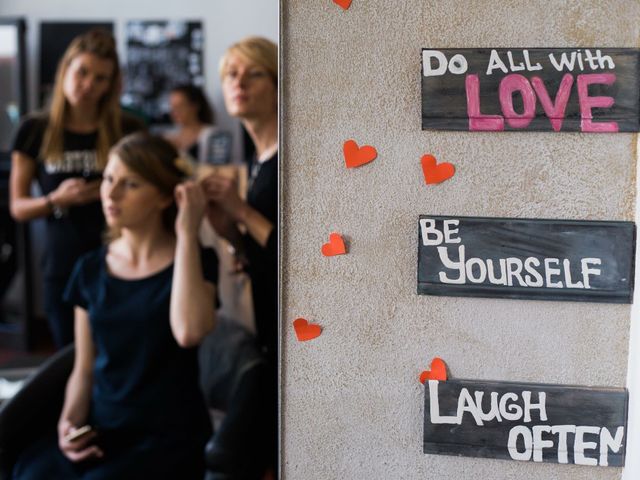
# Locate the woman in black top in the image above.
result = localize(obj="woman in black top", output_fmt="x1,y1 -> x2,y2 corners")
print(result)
201,36 -> 278,475
9,29 -> 143,348
203,36 -> 277,367
12,133 -> 217,479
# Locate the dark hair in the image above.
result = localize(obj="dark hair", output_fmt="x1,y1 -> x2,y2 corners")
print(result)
170,84 -> 214,124
108,132 -> 192,237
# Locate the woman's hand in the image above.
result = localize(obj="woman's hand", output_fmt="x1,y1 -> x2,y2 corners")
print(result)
58,419 -> 103,463
50,178 -> 101,208
175,180 -> 207,238
201,173 -> 244,219
205,202 -> 237,240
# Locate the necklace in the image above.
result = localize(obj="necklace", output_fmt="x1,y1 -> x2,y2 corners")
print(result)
258,141 -> 278,163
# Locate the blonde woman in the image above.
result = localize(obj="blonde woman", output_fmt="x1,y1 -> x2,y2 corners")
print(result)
203,36 -> 277,364
9,29 -> 143,348
201,36 -> 278,477
12,133 -> 217,479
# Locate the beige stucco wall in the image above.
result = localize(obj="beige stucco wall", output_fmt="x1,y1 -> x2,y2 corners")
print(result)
281,1 -> 640,478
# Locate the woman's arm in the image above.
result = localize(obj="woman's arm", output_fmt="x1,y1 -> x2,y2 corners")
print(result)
10,151 -> 102,221
204,202 -> 244,249
171,181 -> 217,347
9,152 -> 49,221
201,174 -> 274,248
57,307 -> 102,462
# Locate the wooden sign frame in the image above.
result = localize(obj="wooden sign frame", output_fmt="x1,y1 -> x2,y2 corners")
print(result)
424,379 -> 628,467
417,215 -> 636,303
421,48 -> 640,132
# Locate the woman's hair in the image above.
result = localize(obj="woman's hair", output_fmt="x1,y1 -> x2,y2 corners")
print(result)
170,84 -> 214,124
42,28 -> 122,169
106,132 -> 192,239
219,36 -> 278,85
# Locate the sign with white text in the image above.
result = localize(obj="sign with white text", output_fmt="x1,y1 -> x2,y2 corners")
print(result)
417,216 -> 635,303
421,48 -> 640,132
424,379 -> 628,467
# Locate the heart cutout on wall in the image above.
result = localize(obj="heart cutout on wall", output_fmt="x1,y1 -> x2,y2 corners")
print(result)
344,140 -> 377,168
321,232 -> 347,256
293,318 -> 322,342
421,154 -> 455,185
419,357 -> 448,384
333,0 -> 352,10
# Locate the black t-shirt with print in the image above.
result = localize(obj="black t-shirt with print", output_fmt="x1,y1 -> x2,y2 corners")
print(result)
11,113 -> 144,279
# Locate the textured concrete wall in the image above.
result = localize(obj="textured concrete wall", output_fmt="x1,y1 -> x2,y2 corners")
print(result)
281,1 -> 639,479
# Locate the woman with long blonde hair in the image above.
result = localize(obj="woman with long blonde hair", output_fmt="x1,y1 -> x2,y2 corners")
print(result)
9,29 -> 143,348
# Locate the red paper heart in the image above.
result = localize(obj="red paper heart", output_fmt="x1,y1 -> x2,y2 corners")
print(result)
421,154 -> 455,184
333,0 -> 352,10
293,318 -> 322,342
419,357 -> 448,384
321,232 -> 347,256
343,140 -> 377,168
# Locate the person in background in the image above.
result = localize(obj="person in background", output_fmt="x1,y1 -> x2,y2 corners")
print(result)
12,132 -> 218,479
166,84 -> 254,332
165,84 -> 235,166
165,84 -> 214,160
9,29 -> 143,348
201,36 -> 278,478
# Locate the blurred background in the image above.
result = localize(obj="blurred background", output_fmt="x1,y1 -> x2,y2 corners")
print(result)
0,0 -> 277,369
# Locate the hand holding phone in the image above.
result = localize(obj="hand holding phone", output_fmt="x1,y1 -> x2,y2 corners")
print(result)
58,421 -> 103,462
64,424 -> 93,443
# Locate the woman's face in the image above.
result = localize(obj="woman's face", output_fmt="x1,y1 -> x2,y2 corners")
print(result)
169,91 -> 199,126
101,154 -> 172,230
63,53 -> 115,109
222,53 -> 276,121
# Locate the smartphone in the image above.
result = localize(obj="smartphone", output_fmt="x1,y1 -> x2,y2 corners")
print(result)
64,425 -> 93,443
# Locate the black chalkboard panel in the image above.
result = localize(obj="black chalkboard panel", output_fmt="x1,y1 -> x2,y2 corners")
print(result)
421,48 -> 640,132
417,216 -> 635,303
424,379 -> 628,467
123,21 -> 204,124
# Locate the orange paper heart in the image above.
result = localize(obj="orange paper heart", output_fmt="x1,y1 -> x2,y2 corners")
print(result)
321,232 -> 347,257
419,357 -> 448,384
293,318 -> 322,342
344,140 -> 377,168
333,0 -> 352,9
421,154 -> 455,185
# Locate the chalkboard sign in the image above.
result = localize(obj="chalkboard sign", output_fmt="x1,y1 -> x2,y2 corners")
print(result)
421,48 -> 640,132
417,216 -> 635,303
122,21 -> 204,124
202,130 -> 233,165
424,379 -> 628,467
